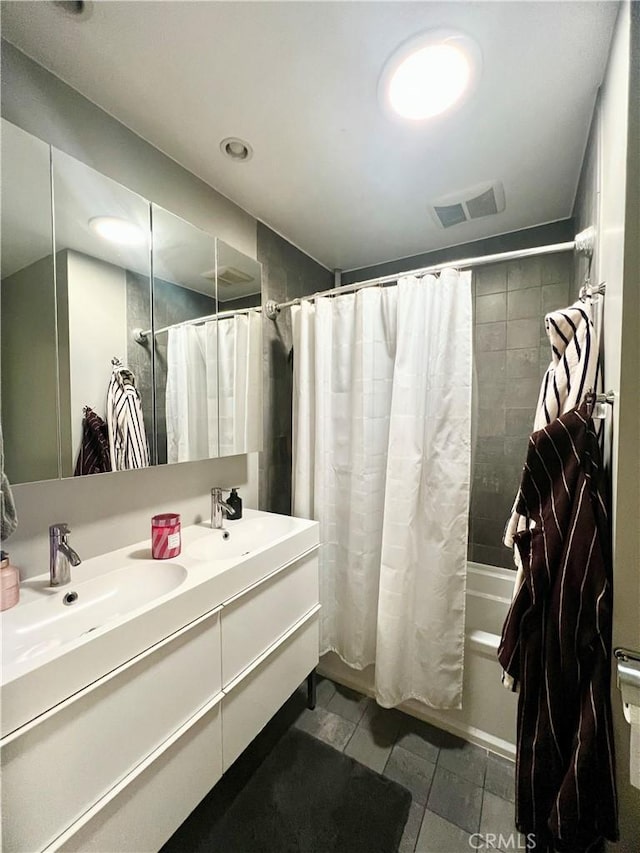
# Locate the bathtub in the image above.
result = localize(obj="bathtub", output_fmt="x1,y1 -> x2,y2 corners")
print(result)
317,562 -> 518,759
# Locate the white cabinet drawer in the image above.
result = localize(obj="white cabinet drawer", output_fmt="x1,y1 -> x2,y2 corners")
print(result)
222,610 -> 319,771
59,701 -> 222,853
221,551 -> 318,687
1,609 -> 221,853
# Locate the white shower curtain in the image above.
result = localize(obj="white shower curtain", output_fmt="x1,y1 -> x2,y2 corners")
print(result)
218,311 -> 262,456
166,322 -> 218,463
166,310 -> 261,462
292,270 -> 473,709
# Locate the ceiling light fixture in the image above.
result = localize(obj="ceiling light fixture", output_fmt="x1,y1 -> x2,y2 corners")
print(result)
89,216 -> 146,246
220,137 -> 253,163
379,29 -> 481,122
53,1 -> 93,19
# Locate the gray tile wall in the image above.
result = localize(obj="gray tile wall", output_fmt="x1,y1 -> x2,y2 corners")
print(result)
220,294 -> 261,312
256,223 -> 333,514
571,110 -> 598,301
126,271 -> 154,458
470,252 -> 574,568
342,220 -> 575,285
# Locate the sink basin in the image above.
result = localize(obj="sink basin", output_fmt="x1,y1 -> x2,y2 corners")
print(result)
187,514 -> 306,563
1,509 -> 319,739
2,561 -> 187,669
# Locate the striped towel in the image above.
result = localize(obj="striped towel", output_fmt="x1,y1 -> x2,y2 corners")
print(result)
501,299 -> 600,689
74,407 -> 112,476
106,367 -> 150,471
498,402 -> 618,850
504,299 -> 600,551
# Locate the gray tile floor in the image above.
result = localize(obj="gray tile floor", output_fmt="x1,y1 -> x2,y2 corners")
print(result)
294,677 -> 521,853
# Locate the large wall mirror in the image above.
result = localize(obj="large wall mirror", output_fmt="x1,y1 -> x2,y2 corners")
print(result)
213,241 -> 262,458
0,119 -> 262,486
52,149 -> 153,477
147,206 -> 218,465
1,121 -> 57,484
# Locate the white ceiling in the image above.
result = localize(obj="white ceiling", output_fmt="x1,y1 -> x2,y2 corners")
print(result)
1,1 -> 617,271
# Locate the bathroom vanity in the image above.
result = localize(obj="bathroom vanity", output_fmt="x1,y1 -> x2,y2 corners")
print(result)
0,509 -> 319,852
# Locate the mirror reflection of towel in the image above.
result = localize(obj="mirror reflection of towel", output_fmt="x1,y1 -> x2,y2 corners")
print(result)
74,407 -> 112,476
0,425 -> 18,540
106,367 -> 150,471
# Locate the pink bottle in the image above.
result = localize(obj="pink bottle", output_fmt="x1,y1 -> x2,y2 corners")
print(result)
151,513 -> 181,560
0,551 -> 20,611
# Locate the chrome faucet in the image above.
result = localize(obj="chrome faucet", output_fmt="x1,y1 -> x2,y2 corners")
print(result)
211,488 -> 235,529
49,523 -> 82,586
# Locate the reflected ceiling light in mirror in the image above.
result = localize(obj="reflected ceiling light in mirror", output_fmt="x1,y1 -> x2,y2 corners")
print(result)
89,216 -> 146,246
379,29 -> 481,121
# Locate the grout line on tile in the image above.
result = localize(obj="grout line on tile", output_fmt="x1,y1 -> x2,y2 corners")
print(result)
411,802 -> 429,853
381,744 -> 394,775
342,723 -> 357,753
480,751 -> 489,788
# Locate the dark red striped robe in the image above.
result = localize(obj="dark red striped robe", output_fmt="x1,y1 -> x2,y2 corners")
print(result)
74,407 -> 112,476
498,402 -> 618,852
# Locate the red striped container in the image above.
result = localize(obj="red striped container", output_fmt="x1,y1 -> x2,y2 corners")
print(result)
151,513 -> 181,560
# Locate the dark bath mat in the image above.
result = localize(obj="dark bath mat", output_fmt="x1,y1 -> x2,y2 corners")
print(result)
163,726 -> 412,853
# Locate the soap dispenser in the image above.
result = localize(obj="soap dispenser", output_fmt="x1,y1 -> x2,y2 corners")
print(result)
227,488 -> 243,520
0,551 -> 20,611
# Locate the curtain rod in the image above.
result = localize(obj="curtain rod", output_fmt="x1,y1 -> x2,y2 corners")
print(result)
265,240 -> 579,319
133,305 -> 261,344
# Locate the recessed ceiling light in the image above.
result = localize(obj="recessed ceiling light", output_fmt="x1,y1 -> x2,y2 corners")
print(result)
220,137 -> 253,162
89,216 -> 146,246
379,29 -> 481,122
53,1 -> 92,19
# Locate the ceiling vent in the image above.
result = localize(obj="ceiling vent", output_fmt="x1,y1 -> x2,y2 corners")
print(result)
201,266 -> 254,286
433,203 -> 467,229
430,181 -> 505,229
